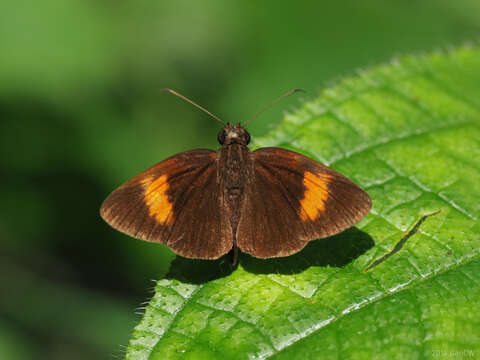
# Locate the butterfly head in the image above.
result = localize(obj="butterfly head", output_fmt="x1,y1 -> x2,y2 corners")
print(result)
218,123 -> 251,146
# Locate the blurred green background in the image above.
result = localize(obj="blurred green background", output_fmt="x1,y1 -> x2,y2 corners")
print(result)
1,1 -> 480,359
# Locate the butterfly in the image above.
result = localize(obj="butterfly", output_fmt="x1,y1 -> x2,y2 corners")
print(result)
100,89 -> 372,265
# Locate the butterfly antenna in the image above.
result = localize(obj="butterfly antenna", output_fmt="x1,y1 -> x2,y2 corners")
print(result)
160,88 -> 225,125
243,88 -> 304,127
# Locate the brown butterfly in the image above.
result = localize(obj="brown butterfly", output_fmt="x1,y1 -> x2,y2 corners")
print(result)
100,89 -> 372,265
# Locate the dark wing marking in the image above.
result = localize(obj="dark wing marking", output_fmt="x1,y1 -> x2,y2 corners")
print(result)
100,149 -> 232,259
237,147 -> 371,258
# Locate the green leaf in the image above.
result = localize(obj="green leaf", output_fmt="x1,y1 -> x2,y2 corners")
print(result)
126,47 -> 480,359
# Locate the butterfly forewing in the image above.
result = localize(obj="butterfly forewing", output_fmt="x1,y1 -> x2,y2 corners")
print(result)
100,149 -> 233,259
236,147 -> 371,258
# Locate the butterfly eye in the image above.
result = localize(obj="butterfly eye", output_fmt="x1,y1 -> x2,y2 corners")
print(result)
217,130 -> 226,145
245,132 -> 251,145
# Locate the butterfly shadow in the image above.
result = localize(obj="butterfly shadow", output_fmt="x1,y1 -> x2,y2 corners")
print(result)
165,256 -> 236,285
166,227 -> 374,284
241,227 -> 374,275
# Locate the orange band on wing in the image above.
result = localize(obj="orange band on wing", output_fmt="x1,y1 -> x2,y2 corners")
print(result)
143,174 -> 174,225
300,171 -> 331,221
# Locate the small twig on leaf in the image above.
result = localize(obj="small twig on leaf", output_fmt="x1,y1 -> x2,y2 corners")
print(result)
363,209 -> 442,272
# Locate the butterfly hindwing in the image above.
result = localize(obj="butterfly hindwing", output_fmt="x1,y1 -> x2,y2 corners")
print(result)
237,147 -> 371,258
100,149 -> 233,259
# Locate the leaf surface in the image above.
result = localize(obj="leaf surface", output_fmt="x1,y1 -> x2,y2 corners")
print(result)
127,47 -> 480,359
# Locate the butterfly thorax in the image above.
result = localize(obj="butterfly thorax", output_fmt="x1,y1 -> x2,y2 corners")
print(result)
217,124 -> 253,240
